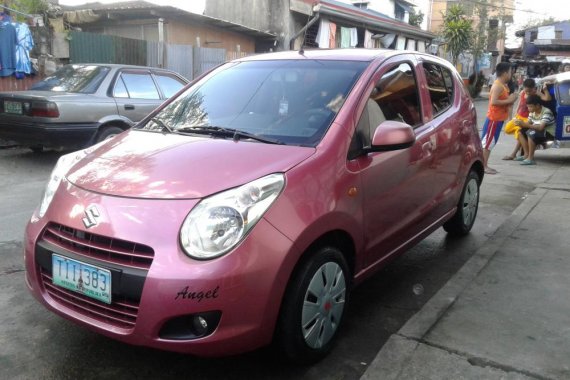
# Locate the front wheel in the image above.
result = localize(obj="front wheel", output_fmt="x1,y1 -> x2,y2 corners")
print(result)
443,170 -> 480,236
276,246 -> 350,364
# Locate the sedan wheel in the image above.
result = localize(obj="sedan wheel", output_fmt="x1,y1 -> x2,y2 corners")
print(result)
95,126 -> 124,144
276,246 -> 350,363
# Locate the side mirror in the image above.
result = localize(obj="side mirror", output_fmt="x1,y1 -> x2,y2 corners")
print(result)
369,120 -> 415,152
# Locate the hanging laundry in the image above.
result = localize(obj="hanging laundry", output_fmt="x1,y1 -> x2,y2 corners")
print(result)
14,22 -> 34,75
380,34 -> 396,49
329,22 -> 337,48
315,19 -> 330,48
0,16 -> 18,77
350,28 -> 358,48
340,27 -> 351,48
364,30 -> 374,49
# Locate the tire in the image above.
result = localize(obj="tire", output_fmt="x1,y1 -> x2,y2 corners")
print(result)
95,126 -> 124,143
443,170 -> 480,236
276,246 -> 350,364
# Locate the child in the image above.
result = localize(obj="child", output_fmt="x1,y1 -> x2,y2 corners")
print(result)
481,62 -> 518,174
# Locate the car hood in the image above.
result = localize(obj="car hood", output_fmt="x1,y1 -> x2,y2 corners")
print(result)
66,130 -> 315,199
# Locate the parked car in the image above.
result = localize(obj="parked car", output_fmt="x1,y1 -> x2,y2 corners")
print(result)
24,49 -> 484,363
0,63 -> 188,152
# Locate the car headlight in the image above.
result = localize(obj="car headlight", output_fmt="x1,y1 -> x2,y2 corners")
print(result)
180,173 -> 285,260
38,142 -> 105,218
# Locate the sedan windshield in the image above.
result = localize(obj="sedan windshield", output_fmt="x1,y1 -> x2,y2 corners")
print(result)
30,65 -> 110,93
137,60 -> 368,146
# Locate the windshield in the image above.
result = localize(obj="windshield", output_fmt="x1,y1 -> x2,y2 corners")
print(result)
137,60 -> 368,146
30,65 -> 110,93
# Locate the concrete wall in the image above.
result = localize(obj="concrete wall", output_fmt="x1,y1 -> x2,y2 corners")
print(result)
555,21 -> 570,38
205,0 -> 296,51
166,21 -> 255,53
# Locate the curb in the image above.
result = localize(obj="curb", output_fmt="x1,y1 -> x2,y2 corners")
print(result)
360,187 -> 548,379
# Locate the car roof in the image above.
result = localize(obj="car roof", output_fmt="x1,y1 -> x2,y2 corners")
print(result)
235,48 -> 400,63
64,63 -> 181,73
234,49 -> 454,69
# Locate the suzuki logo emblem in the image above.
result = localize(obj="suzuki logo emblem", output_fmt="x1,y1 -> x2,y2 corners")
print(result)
82,205 -> 100,228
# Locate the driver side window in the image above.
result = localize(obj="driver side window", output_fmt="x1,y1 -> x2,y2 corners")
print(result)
350,62 -> 421,159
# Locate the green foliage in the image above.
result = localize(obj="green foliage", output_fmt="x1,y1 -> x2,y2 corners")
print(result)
10,0 -> 48,21
471,0 -> 488,77
523,17 -> 557,29
440,5 -> 473,65
409,9 -> 424,27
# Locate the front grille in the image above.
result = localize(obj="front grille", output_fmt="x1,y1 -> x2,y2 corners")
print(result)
40,268 -> 139,329
42,223 -> 154,270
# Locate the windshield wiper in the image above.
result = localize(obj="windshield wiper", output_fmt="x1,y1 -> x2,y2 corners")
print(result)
176,126 -> 284,145
150,117 -> 174,133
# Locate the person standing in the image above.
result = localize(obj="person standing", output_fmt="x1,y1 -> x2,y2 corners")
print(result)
481,62 -> 518,174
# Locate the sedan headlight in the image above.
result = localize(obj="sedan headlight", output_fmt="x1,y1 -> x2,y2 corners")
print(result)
180,173 -> 285,260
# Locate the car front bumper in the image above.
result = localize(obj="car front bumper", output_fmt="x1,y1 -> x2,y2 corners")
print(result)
24,181 -> 297,356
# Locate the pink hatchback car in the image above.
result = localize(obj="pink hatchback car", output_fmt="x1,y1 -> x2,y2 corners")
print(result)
25,49 -> 483,363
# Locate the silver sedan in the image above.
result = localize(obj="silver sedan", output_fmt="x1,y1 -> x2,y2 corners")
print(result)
0,64 -> 188,152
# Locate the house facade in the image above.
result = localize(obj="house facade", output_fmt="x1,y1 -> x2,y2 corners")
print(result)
512,21 -> 570,77
517,21 -> 570,60
60,1 -> 276,78
205,0 -> 435,53
349,0 -> 417,24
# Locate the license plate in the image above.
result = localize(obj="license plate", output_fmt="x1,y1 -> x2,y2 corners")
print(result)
52,254 -> 112,304
4,101 -> 22,114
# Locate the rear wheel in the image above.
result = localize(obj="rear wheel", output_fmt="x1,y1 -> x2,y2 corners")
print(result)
95,126 -> 124,143
443,170 -> 480,236
276,246 -> 350,364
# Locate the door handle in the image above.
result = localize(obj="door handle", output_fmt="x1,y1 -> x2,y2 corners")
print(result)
124,104 -> 135,110
422,141 -> 433,151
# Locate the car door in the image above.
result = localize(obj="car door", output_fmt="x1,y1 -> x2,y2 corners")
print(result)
113,70 -> 164,123
349,56 -> 441,267
419,59 -> 472,216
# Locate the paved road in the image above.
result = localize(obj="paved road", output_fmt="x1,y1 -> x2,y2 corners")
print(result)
0,99 -> 538,380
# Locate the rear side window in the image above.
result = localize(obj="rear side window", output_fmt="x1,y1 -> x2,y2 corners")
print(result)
30,65 -> 110,94
154,74 -> 186,98
423,62 -> 451,117
113,77 -> 129,98
119,72 -> 160,99
441,67 -> 455,100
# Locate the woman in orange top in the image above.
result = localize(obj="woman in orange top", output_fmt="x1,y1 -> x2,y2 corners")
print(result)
481,62 -> 518,174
